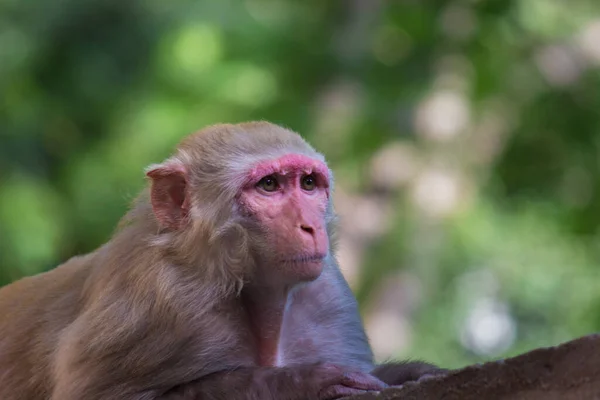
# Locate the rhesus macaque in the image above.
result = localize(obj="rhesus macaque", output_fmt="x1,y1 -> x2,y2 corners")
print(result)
0,122 -> 444,400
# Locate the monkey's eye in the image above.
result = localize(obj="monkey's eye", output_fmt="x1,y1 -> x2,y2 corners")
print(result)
257,175 -> 279,192
301,174 -> 316,191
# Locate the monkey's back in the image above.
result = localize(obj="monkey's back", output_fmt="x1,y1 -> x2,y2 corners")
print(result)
0,254 -> 93,399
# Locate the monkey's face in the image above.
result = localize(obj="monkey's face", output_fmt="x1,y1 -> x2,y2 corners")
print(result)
238,153 -> 331,285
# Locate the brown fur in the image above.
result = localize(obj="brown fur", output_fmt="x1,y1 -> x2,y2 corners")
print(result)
0,122 -> 443,400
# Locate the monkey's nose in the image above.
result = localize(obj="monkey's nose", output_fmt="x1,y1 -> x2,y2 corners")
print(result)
300,224 -> 315,236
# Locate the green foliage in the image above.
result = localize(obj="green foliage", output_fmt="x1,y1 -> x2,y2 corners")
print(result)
1,0 -> 600,368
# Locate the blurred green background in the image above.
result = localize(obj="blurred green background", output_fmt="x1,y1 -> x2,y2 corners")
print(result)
1,0 -> 600,369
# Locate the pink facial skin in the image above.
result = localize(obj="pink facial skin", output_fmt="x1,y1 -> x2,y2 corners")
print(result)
239,154 -> 331,283
244,154 -> 330,198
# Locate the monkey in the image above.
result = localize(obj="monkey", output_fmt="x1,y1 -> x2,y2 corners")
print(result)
0,121 -> 445,400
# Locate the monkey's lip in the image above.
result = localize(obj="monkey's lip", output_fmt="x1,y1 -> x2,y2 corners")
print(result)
283,254 -> 326,264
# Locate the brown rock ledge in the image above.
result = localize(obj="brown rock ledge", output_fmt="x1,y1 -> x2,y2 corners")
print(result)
349,333 -> 600,400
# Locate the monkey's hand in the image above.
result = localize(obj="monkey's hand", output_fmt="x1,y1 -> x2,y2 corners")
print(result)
162,363 -> 387,400
305,363 -> 388,400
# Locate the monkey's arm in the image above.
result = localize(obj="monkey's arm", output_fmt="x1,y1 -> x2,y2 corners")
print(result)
161,363 -> 387,400
50,299 -> 385,400
291,267 -> 446,387
283,265 -> 376,372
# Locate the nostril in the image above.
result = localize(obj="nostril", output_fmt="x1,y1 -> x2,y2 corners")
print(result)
300,225 -> 315,235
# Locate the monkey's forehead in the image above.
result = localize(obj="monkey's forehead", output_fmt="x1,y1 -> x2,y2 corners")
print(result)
246,154 -> 330,182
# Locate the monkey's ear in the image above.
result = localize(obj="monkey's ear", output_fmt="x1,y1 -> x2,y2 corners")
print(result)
145,162 -> 190,230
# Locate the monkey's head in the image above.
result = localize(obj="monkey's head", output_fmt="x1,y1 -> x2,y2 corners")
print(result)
144,122 -> 336,288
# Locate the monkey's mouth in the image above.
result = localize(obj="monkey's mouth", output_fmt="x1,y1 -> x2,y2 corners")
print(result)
284,254 -> 326,264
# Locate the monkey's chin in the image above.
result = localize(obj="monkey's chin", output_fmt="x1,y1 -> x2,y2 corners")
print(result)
284,255 -> 326,283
